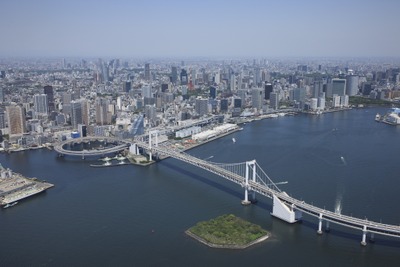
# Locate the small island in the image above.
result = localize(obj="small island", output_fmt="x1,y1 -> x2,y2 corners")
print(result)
186,214 -> 269,249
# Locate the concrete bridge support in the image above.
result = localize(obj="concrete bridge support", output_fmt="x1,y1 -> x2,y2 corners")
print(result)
148,130 -> 159,162
271,193 -> 302,223
241,160 -> 252,205
317,213 -> 323,234
361,225 -> 367,246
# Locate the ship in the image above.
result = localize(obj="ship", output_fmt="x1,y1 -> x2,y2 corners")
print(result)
3,202 -> 18,209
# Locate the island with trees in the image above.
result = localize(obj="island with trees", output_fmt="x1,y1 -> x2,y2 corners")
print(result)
186,214 -> 269,249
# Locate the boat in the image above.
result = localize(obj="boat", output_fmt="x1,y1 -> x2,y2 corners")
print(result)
375,113 -> 381,122
232,138 -> 236,143
3,202 -> 18,209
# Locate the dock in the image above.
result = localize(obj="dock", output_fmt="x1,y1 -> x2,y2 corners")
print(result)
0,167 -> 54,206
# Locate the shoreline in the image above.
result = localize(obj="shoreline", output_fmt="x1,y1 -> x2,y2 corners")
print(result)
185,230 -> 269,249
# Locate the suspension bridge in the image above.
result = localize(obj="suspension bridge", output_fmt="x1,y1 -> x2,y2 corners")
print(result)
133,132 -> 400,246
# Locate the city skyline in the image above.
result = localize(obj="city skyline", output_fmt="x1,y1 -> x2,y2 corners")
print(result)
1,0 -> 400,58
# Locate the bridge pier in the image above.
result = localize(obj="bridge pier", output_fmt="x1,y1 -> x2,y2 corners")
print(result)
325,220 -> 330,233
317,213 -> 323,235
369,232 -> 375,243
242,160 -> 256,205
361,225 -> 367,246
271,194 -> 302,223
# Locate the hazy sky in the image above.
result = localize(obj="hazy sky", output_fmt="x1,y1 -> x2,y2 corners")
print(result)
1,0 -> 399,58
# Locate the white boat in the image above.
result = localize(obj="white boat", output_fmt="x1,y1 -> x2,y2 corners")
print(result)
232,138 -> 236,143
375,113 -> 381,122
3,202 -> 18,209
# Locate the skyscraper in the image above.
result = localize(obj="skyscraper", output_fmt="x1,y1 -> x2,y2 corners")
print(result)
171,66 -> 178,84
312,81 -> 323,98
264,83 -> 273,100
6,105 -> 26,135
332,79 -> 347,96
43,85 -> 55,112
346,75 -> 359,96
209,86 -> 216,99
220,99 -> 228,112
180,69 -> 188,85
33,94 -> 48,115
95,98 -> 110,125
270,92 -> 279,110
251,88 -> 263,109
0,87 -> 4,103
195,98 -> 209,116
71,100 -> 83,129
144,63 -> 150,81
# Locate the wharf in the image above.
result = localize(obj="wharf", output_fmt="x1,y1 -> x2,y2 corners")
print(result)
0,170 -> 54,206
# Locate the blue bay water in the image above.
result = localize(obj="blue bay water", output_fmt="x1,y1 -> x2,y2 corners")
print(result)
1,107 -> 400,266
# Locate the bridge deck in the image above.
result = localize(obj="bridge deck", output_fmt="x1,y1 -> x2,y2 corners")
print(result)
135,139 -> 400,239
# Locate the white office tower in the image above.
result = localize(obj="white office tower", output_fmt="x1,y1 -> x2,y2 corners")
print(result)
310,98 -> 318,110
318,97 -> 325,110
346,75 -> 359,96
238,72 -> 243,90
230,75 -> 236,91
214,72 -> 220,84
333,95 -> 341,108
117,97 -> 122,110
33,94 -> 48,115
340,95 -> 349,107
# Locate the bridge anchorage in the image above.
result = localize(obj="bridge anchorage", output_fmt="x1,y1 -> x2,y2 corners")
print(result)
133,130 -> 400,246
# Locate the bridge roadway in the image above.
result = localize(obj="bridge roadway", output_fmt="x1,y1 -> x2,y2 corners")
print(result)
135,140 -> 400,240
54,137 -> 131,157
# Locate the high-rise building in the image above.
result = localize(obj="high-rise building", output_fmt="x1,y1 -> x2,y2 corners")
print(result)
6,105 -> 26,135
234,98 -> 242,108
78,124 -> 87,137
142,85 -> 152,98
161,83 -> 168,92
264,83 -> 273,100
95,98 -> 109,125
230,75 -> 236,91
220,99 -> 228,112
362,83 -> 372,96
209,87 -> 216,99
332,78 -> 346,96
180,69 -> 188,85
62,93 -> 73,115
0,108 -> 6,129
195,98 -> 209,116
291,87 -> 306,103
312,81 -> 323,98
33,94 -> 48,115
171,66 -> 178,84
71,100 -> 83,129
346,75 -> 359,96
251,88 -> 263,109
124,81 -> 132,93
253,67 -> 261,86
43,85 -> 55,112
0,87 -> 5,103
145,105 -> 157,123
270,92 -> 279,110
144,63 -> 150,81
